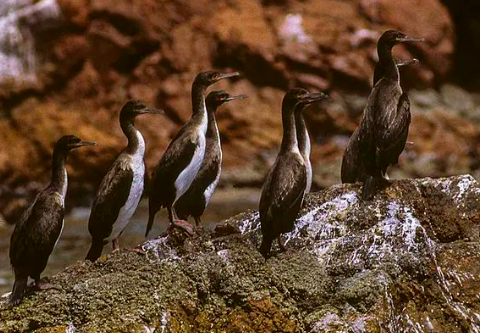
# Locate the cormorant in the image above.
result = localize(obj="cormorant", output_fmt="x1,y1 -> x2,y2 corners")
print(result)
341,58 -> 419,185
174,90 -> 246,225
86,100 -> 164,262
294,89 -> 328,193
361,30 -> 424,199
259,89 -> 325,258
146,70 -> 240,237
9,135 -> 96,306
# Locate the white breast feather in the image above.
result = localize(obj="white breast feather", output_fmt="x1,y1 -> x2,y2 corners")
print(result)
303,131 -> 312,193
173,104 -> 208,202
107,130 -> 145,242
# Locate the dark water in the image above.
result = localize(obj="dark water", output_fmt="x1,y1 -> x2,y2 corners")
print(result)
0,189 -> 260,295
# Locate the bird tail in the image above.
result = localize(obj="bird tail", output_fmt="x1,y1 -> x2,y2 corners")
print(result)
85,239 -> 104,262
11,275 -> 28,306
259,237 -> 273,259
362,176 -> 382,200
145,213 -> 155,237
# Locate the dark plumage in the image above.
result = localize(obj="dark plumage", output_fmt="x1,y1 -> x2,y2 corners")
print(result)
341,30 -> 423,200
174,91 -> 246,225
86,101 -> 163,262
146,70 -> 240,236
259,88 -> 324,258
294,90 -> 328,193
9,135 -> 96,306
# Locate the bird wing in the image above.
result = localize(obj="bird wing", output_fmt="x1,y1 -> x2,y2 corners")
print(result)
377,92 -> 411,152
174,145 -> 221,219
259,154 -> 307,236
88,159 -> 134,240
10,190 -> 64,271
150,128 -> 198,207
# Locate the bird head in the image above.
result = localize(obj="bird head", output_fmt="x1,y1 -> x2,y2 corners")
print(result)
206,90 -> 247,111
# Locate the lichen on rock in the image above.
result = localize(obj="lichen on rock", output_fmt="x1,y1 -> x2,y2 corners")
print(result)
1,175 -> 480,332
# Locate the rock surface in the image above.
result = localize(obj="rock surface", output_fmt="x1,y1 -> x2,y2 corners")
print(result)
0,0 -> 468,224
1,174 -> 480,332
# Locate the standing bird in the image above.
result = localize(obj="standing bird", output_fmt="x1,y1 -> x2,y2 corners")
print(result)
174,90 -> 246,225
259,89 -> 326,258
86,101 -> 164,262
341,57 -> 419,184
146,70 -> 240,237
294,89 -> 328,193
360,30 -> 424,199
9,135 -> 96,306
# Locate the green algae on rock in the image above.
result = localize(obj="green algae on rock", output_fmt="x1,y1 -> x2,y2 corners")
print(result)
1,175 -> 480,332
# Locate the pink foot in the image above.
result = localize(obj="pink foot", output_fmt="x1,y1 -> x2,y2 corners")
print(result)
33,281 -> 59,291
169,219 -> 194,235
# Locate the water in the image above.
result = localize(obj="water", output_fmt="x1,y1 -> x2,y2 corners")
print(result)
0,188 -> 260,295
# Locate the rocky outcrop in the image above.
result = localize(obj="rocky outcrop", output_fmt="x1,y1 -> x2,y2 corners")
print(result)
1,175 -> 480,332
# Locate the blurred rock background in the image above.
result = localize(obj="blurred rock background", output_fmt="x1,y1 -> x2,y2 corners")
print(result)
0,0 -> 479,224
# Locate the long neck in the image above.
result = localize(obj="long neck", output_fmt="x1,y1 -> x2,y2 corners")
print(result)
377,44 -> 399,82
295,107 -> 309,156
280,102 -> 298,153
50,149 -> 68,198
206,105 -> 220,141
121,118 -> 145,156
191,82 -> 208,130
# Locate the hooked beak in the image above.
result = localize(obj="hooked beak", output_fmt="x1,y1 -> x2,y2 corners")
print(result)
396,58 -> 419,68
76,141 -> 97,148
299,92 -> 329,105
396,36 -> 425,43
215,71 -> 241,82
139,107 -> 165,115
225,94 -> 247,101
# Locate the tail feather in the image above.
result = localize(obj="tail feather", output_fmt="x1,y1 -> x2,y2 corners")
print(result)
85,240 -> 104,262
145,213 -> 155,237
259,237 -> 274,259
11,275 -> 28,306
362,176 -> 383,200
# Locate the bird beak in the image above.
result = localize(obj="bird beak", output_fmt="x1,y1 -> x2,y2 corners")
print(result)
397,36 -> 425,43
226,94 -> 247,101
301,92 -> 329,105
216,71 -> 241,82
396,58 -> 419,68
77,141 -> 97,147
140,107 -> 165,115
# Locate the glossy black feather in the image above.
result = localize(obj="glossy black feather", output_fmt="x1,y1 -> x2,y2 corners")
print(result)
148,128 -> 198,213
174,136 -> 220,220
87,160 -> 134,258
10,188 -> 64,282
259,153 -> 306,246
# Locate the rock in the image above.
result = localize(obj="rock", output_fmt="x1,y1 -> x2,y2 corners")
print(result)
440,84 -> 475,112
1,175 -> 480,332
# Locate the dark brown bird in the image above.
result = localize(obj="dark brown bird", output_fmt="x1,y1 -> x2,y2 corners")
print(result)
341,58 -> 419,185
146,70 -> 240,237
9,135 -> 96,306
174,91 -> 246,225
361,30 -> 424,199
341,31 -> 423,199
259,88 -> 326,258
86,101 -> 164,262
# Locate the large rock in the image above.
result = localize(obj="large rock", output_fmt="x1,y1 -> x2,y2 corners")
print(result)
1,175 -> 480,332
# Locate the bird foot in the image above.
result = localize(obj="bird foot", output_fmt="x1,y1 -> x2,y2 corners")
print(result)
33,281 -> 59,291
130,247 -> 147,255
112,248 -> 121,254
169,219 -> 194,236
